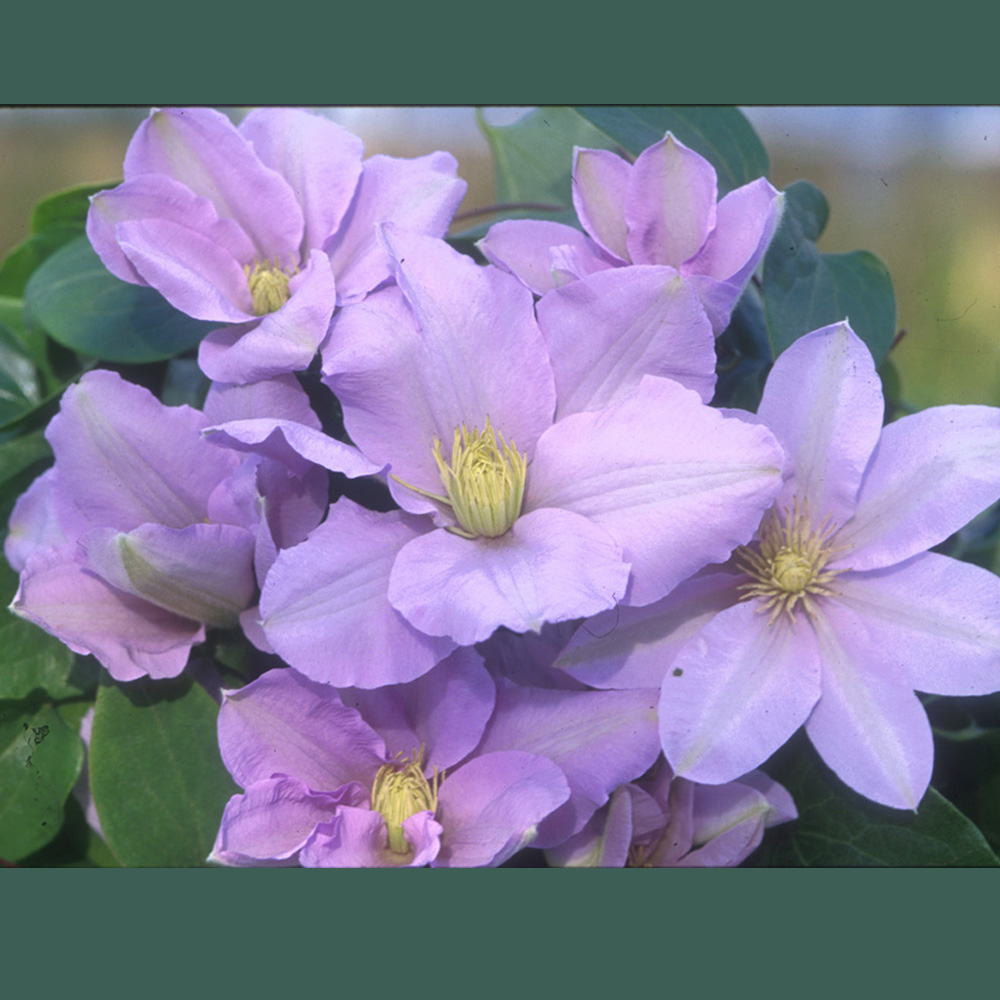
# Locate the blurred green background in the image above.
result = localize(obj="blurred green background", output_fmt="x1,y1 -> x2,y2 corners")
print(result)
1,106 -> 997,411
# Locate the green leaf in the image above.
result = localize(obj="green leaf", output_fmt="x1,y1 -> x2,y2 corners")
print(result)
0,225 -> 91,300
0,560 -> 96,702
763,180 -> 897,364
24,235 -> 216,364
31,182 -> 114,233
89,674 -> 238,867
0,694 -> 84,862
574,106 -> 769,196
478,107 -> 614,229
748,747 -> 1000,867
0,325 -> 41,426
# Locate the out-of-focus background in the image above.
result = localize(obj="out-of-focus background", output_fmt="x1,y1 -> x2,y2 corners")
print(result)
2,106 -> 998,410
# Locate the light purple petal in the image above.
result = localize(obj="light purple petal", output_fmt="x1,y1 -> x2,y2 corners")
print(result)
673,780 -> 773,867
11,544 -> 203,681
203,373 -> 321,428
572,147 -> 631,261
660,599 -> 822,784
324,237 -> 556,504
325,152 -> 466,303
477,622 -> 589,691
46,370 -> 238,534
625,133 -> 717,267
299,806 -> 443,868
260,498 -> 457,688
196,249 -> 336,384
738,769 -> 798,826
806,602 -> 934,809
388,507 -> 630,646
124,107 -> 303,261
526,375 -> 783,607
835,404 -> 1000,570
239,108 -> 364,254
209,776 -> 347,867
339,647 -> 496,770
832,554 -> 1000,697
684,178 -> 783,281
4,468 -> 66,573
116,217 -> 255,321
81,522 -> 255,628
536,264 -> 716,417
474,681 -> 661,848
546,784 -> 644,868
217,668 -> 386,791
757,321 -> 884,527
434,751 -> 570,867
477,219 -> 615,295
203,418 -> 382,480
87,173 -> 256,286
555,571 -> 740,690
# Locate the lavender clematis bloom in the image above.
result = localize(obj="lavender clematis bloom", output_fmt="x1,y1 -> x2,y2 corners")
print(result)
87,107 -> 466,384
571,321 -> 1000,810
316,230 -> 783,653
546,761 -> 796,868
479,131 -> 783,334
209,652 -> 568,868
209,651 -> 662,866
5,370 -> 325,682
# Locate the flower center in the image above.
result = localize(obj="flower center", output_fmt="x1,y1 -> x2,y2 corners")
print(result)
370,746 -> 441,855
394,417 -> 527,539
245,258 -> 296,316
735,497 -> 842,625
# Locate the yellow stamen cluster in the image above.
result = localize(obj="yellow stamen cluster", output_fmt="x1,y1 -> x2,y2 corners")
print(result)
245,258 -> 296,316
370,745 -> 441,855
395,417 -> 527,539
735,497 -> 842,625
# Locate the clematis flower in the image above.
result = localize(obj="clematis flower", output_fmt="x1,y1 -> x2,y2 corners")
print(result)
546,761 -> 795,868
4,370 -> 344,682
478,131 -> 783,334
307,230 -> 783,661
560,321 -> 1000,810
87,107 -> 466,384
208,651 -> 661,867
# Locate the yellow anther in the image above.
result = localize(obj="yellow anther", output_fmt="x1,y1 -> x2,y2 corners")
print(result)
735,497 -> 843,625
245,258 -> 295,315
393,417 -> 527,539
370,746 -> 441,856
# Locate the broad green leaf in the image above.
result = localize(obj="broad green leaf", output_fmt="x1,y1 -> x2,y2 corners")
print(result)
0,560 -> 96,702
478,107 -> 614,230
0,225 -> 87,298
89,674 -> 238,867
0,328 -> 40,427
574,106 -> 769,196
747,748 -> 999,867
31,182 -> 114,233
763,180 -> 896,364
24,235 -> 216,364
19,794 -> 121,868
0,296 -> 51,381
0,694 -> 84,862
0,429 -> 49,487
713,284 -> 772,411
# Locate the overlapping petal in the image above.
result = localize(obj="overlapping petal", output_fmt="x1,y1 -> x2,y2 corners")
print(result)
659,599 -> 823,785
526,375 -> 784,606
260,499 -> 457,687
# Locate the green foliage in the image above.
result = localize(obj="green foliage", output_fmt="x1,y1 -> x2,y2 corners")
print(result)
24,235 -> 215,363
0,693 -> 84,862
0,561 -> 97,701
748,740 -> 1000,867
763,180 -> 897,365
89,674 -> 239,867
